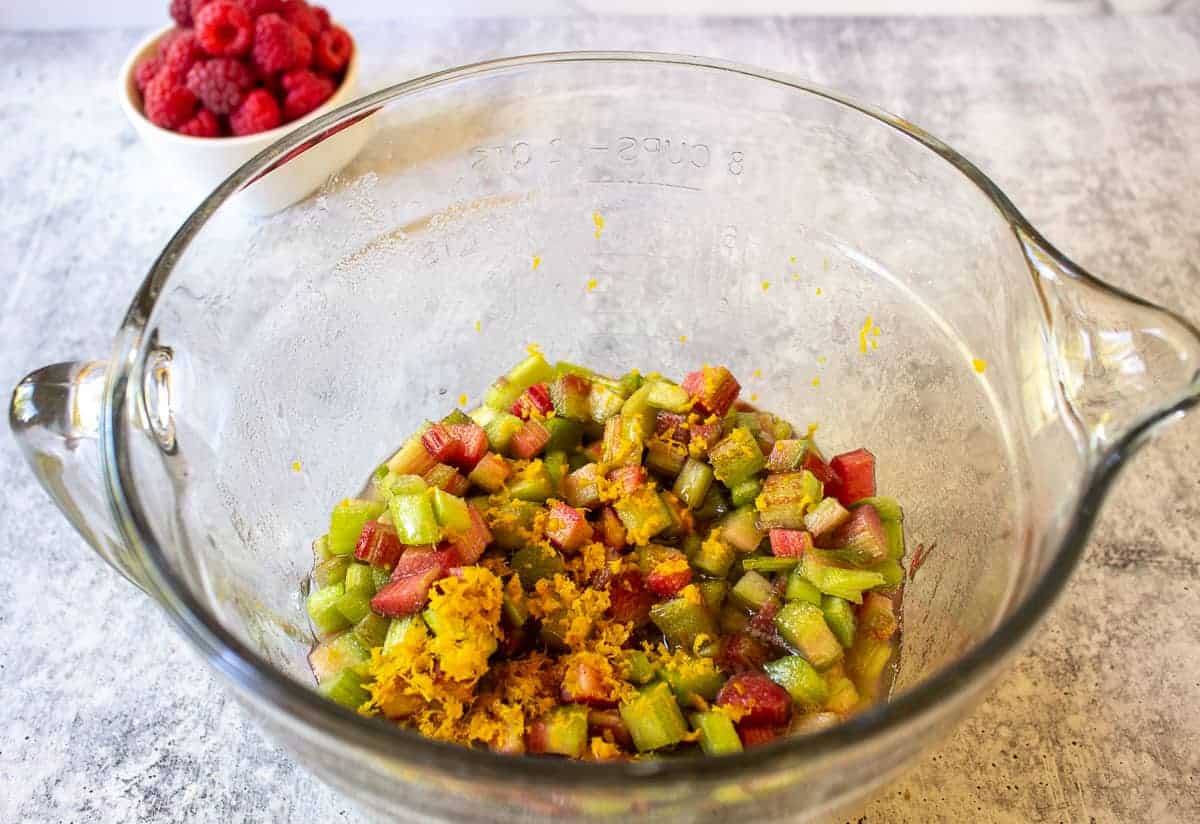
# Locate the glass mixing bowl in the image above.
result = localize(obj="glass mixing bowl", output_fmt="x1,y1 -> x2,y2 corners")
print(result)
11,53 -> 1200,822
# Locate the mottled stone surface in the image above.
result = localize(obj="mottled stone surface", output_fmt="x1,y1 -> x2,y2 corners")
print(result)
2,16 -> 1198,824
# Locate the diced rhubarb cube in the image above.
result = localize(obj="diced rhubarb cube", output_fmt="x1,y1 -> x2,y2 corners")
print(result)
354,520 -> 404,567
563,463 -> 602,509
446,504 -> 492,564
509,383 -> 554,419
447,422 -> 488,471
606,465 -> 646,497
597,506 -> 627,550
509,419 -> 551,459
467,452 -> 511,493
737,725 -> 782,749
859,590 -> 898,640
423,463 -> 470,496
769,529 -> 813,559
827,448 -> 875,505
587,709 -> 634,749
443,472 -> 470,496
421,423 -> 464,465
390,546 -> 461,581
718,632 -> 773,673
654,411 -> 690,445
549,373 -> 592,422
644,557 -> 692,598
387,437 -> 438,476
561,658 -> 616,707
826,504 -> 888,566
689,420 -> 723,450
545,501 -> 594,553
371,567 -> 440,617
802,450 -> 839,488
716,672 -> 792,727
607,569 -> 654,626
681,366 -> 740,417
766,439 -> 808,472
746,597 -> 784,647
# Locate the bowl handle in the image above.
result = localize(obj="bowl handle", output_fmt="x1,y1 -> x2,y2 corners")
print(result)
10,361 -> 157,596
1018,227 -> 1200,455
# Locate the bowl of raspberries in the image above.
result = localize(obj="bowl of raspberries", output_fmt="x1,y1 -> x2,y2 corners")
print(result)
121,0 -> 362,211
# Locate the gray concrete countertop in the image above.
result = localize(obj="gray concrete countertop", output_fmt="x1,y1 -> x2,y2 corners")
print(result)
2,15 -> 1198,824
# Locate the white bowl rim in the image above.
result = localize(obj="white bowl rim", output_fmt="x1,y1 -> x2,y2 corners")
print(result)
117,22 -> 360,147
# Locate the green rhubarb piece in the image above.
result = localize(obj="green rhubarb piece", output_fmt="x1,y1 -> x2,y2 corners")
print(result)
544,417 -> 584,453
823,506 -> 888,567
431,488 -> 471,531
423,463 -> 461,492
672,458 -> 714,509
511,544 -> 565,589
741,556 -> 800,574
488,499 -> 540,550
509,461 -> 554,503
382,615 -> 416,655
645,380 -> 691,413
775,601 -> 843,670
307,582 -> 351,635
310,631 -> 369,682
803,497 -> 851,539
661,655 -> 725,706
730,570 -> 775,610
343,562 -> 376,595
442,408 -> 472,426
313,534 -> 332,560
539,704 -> 589,758
554,360 -> 603,381
588,383 -> 627,423
784,568 -> 823,606
370,565 -> 391,591
329,499 -> 386,555
693,485 -> 730,522
717,505 -> 764,552
502,587 -> 529,627
386,437 -> 433,475
682,533 -> 703,560
765,438 -> 809,472
736,411 -> 793,450
484,352 -> 554,410
601,415 -> 644,467
467,453 -> 510,493
729,477 -> 762,509
645,438 -> 687,477
377,472 -> 428,498
353,613 -> 391,649
763,656 -> 828,708
698,580 -> 728,612
708,427 -> 766,486
389,492 -> 442,546
872,559 -> 905,589
543,450 -> 568,494
756,471 -> 823,530
636,543 -> 684,576
718,603 -> 749,635
691,534 -> 736,578
318,667 -> 370,709
846,634 -> 895,700
549,375 -> 592,422
801,552 -> 886,604
852,496 -> 904,523
616,370 -> 644,398
689,710 -> 743,756
650,597 -> 717,652
623,649 -> 658,685
619,682 -> 689,752
563,463 -> 602,509
484,412 -> 524,455
334,588 -> 373,624
468,405 -> 498,427
658,492 -> 687,539
883,519 -> 905,561
821,595 -> 857,648
824,668 -> 861,715
312,555 -> 351,588
614,486 -> 673,544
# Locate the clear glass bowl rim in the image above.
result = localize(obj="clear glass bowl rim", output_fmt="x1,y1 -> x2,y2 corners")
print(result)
100,50 -> 1198,786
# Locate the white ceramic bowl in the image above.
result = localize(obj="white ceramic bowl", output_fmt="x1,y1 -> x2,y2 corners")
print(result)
119,24 -> 366,213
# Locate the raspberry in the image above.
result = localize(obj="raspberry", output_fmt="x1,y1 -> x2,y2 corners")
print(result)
291,24 -> 313,69
314,26 -> 351,73
169,0 -> 194,26
239,0 -> 282,15
280,69 -> 333,120
280,0 -> 321,39
143,72 -> 198,129
160,30 -> 204,79
176,108 -> 222,137
134,56 -> 163,92
311,5 -> 330,30
195,1 -> 253,58
189,0 -> 216,20
251,13 -> 304,74
185,58 -> 254,115
229,88 -> 281,135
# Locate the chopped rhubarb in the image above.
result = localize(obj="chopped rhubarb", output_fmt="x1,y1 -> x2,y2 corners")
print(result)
766,439 -> 808,472
447,422 -> 488,470
606,465 -> 646,497
827,448 -> 875,505
549,373 -> 592,422
509,419 -> 551,459
563,463 -> 602,509
561,658 -> 616,707
370,567 -> 441,617
719,631 -> 773,672
597,506 -> 627,550
607,569 -> 654,626
681,366 -> 740,417
715,672 -> 792,727
737,725 -> 782,749
510,383 -> 554,419
769,528 -> 813,559
423,463 -> 470,496
353,520 -> 404,567
654,410 -> 690,444
859,590 -> 898,640
545,501 -> 595,553
390,546 -> 460,581
825,504 -> 888,567
466,452 -> 511,493
644,556 -> 692,598
386,437 -> 438,477
421,423 -> 463,465
445,504 -> 492,564
802,449 -> 839,488
588,710 -> 634,749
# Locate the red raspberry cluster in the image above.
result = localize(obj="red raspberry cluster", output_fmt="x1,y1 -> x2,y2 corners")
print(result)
136,0 -> 354,137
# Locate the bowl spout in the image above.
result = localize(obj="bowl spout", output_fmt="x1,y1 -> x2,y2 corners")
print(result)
1018,227 -> 1200,457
